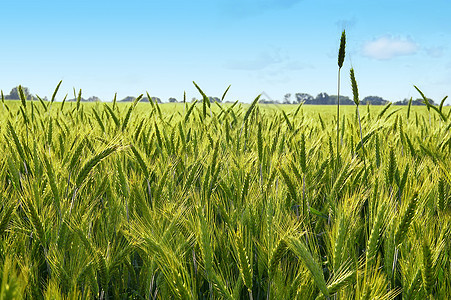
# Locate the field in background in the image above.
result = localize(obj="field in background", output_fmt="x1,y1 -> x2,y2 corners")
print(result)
0,98 -> 449,299
2,99 -> 446,117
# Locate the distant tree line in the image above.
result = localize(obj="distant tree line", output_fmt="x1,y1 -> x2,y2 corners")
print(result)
189,97 -> 222,103
1,86 -> 440,106
2,87 -> 37,100
67,96 -> 101,102
392,98 -> 436,106
261,92 -> 438,106
119,96 -> 162,103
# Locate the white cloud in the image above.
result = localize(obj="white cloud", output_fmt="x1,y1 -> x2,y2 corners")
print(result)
362,35 -> 418,60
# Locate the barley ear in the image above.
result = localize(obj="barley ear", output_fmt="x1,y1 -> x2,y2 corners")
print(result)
287,235 -> 329,297
350,68 -> 359,106
437,178 -> 446,212
69,137 -> 86,172
377,102 -> 392,119
43,153 -> 61,220
0,201 -> 15,237
184,100 -> 197,123
386,147 -> 396,187
7,120 -> 27,165
414,85 -> 432,111
112,92 -> 117,110
197,206 -> 220,295
333,217 -> 348,271
193,81 -> 209,118
300,133 -> 306,173
76,145 -> 119,187
92,108 -> 105,132
279,167 -> 297,204
407,97 -> 413,119
326,262 -> 356,295
24,197 -> 46,249
60,93 -> 67,111
122,94 -> 143,132
257,122 -> 263,164
234,226 -> 253,294
268,238 -> 287,276
104,103 -> 120,128
394,193 -> 417,246
130,144 -> 149,178
47,118 -> 53,148
96,250 -> 109,297
366,202 -> 386,269
51,80 -> 62,103
76,89 -> 82,111
243,94 -> 261,124
404,268 -> 422,299
240,171 -> 251,204
421,240 -> 435,295
221,84 -> 231,102
18,85 -> 27,108
439,95 -> 448,112
338,30 -> 346,69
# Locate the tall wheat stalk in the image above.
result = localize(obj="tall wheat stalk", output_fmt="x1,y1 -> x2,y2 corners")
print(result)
337,30 -> 346,161
350,68 -> 366,168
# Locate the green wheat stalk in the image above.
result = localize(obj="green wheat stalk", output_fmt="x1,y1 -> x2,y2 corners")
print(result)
76,144 -> 120,187
51,80 -> 62,103
366,202 -> 386,269
394,193 -> 417,247
75,88 -> 82,111
350,68 -> 366,168
18,85 -> 27,108
61,93 -> 67,111
287,235 -> 329,297
122,94 -> 143,131
112,92 -> 117,110
104,103 -> 120,128
0,201 -> 15,237
42,153 -> 61,221
221,84 -> 231,102
421,240 -> 435,296
92,108 -> 105,132
337,30 -> 346,161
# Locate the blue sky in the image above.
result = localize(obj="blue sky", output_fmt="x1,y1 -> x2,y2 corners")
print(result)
1,0 -> 450,103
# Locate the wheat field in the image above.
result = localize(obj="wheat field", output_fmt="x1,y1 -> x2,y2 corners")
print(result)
0,88 -> 450,299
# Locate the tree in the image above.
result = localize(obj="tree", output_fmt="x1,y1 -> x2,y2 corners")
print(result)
87,96 -> 101,102
208,97 -> 221,103
259,99 -> 279,104
6,86 -> 34,100
295,93 -> 314,104
283,93 -> 292,104
168,97 -> 178,103
393,98 -> 436,106
328,95 -> 353,105
361,96 -> 389,105
316,93 -> 331,104
151,97 -> 162,104
119,96 -> 136,102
